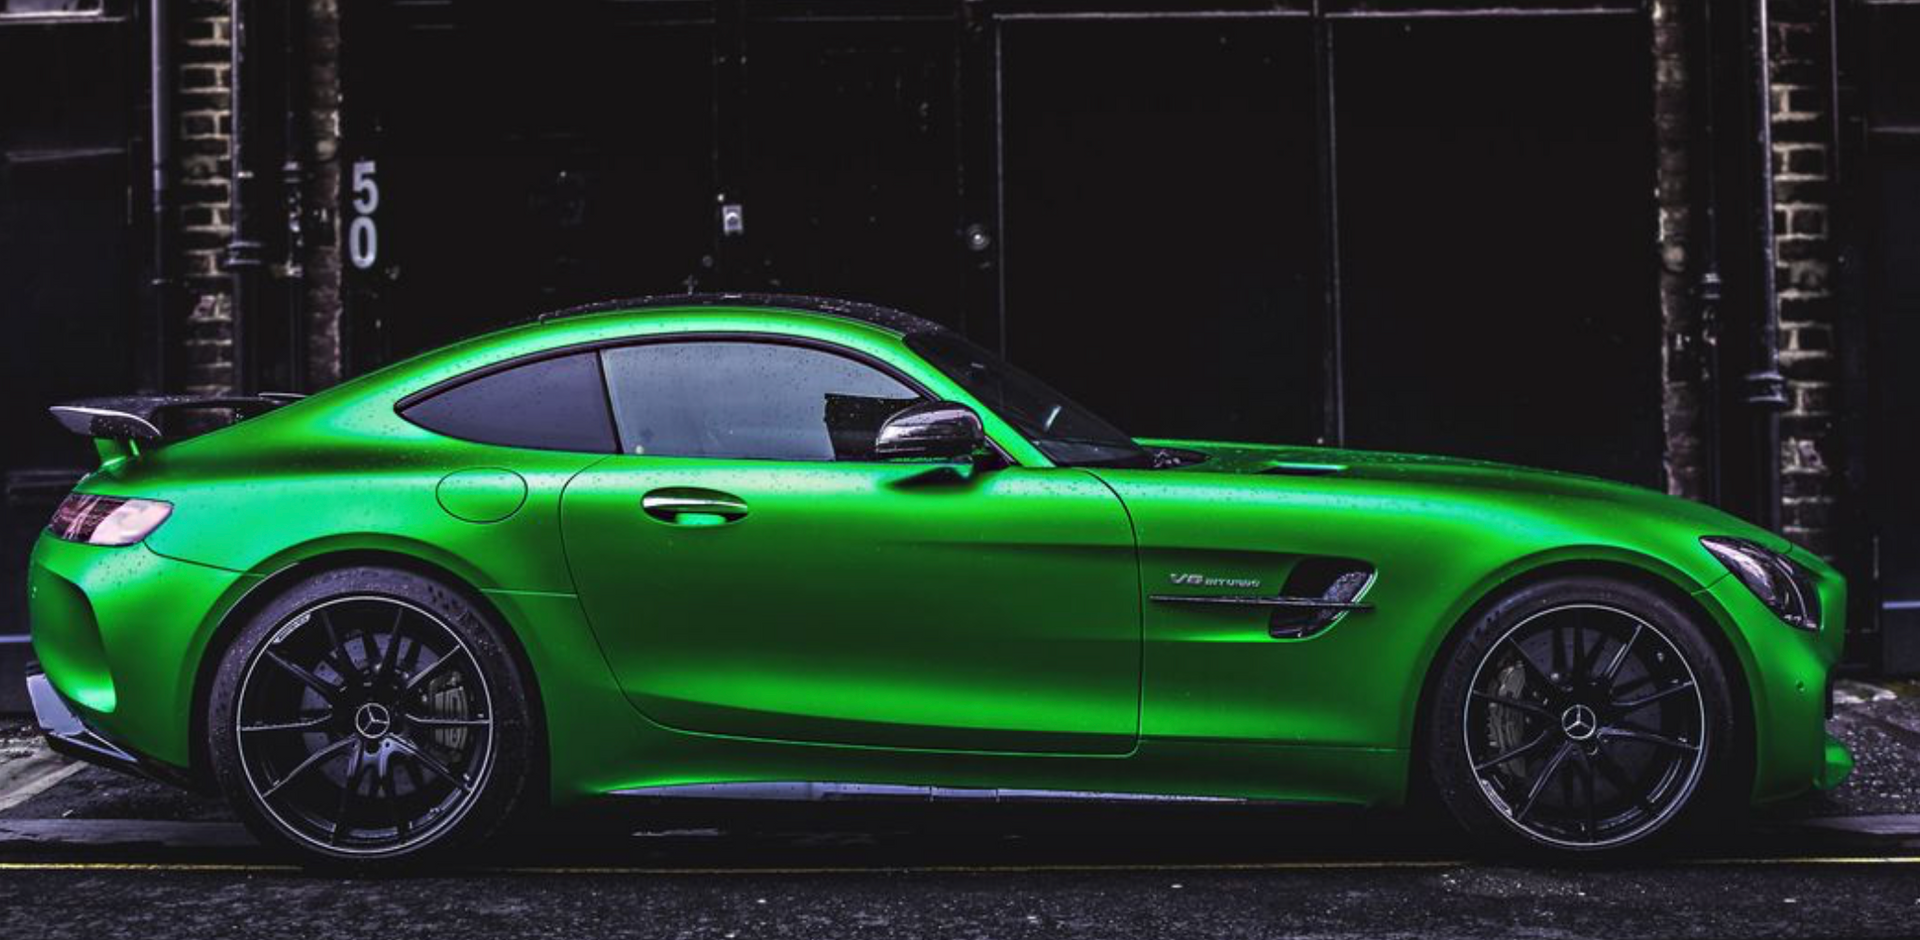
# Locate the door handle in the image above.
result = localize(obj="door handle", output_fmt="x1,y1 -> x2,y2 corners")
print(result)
641,488 -> 749,525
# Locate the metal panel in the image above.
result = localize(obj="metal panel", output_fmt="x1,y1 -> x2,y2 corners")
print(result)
996,16 -> 1328,446
0,13 -> 140,632
341,2 -> 717,364
1857,3 -> 1920,673
1333,15 -> 1663,486
739,17 -> 966,329
334,1 -> 1669,497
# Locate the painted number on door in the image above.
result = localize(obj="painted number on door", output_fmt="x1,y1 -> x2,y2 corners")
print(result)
349,159 -> 380,270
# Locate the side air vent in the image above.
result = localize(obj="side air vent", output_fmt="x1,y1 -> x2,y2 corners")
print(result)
1269,557 -> 1376,639
1261,461 -> 1346,477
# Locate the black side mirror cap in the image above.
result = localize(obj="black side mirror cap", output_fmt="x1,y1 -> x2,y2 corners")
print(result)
874,401 -> 986,461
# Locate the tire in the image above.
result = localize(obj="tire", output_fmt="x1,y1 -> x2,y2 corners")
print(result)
1425,575 -> 1740,856
207,565 -> 536,869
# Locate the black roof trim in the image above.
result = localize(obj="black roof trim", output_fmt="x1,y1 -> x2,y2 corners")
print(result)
532,293 -> 946,337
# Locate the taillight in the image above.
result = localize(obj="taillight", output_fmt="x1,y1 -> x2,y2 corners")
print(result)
48,494 -> 173,546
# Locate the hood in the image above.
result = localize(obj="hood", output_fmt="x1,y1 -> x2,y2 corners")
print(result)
1135,438 -> 1793,554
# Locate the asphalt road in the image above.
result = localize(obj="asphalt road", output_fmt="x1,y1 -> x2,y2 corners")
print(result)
0,681 -> 1916,940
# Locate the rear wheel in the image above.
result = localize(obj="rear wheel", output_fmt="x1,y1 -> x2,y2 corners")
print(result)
208,566 -> 535,867
1426,576 -> 1738,855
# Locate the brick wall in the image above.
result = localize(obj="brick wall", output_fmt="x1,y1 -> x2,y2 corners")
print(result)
1653,0 -> 1845,553
176,0 -> 236,396
165,0 -> 343,394
1769,0 -> 1842,556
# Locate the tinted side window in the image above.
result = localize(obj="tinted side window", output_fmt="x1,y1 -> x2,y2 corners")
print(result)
601,341 -> 920,460
401,351 -> 616,453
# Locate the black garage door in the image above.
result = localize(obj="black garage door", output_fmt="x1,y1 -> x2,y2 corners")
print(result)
340,0 -> 1661,486
0,5 -> 144,635
1856,0 -> 1920,671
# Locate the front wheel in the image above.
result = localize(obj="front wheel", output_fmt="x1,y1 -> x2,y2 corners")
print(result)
207,566 -> 536,867
1426,576 -> 1739,855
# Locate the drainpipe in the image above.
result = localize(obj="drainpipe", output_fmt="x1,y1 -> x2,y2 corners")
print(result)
148,0 -> 173,392
1690,0 -> 1725,507
227,0 -> 264,394
1744,0 -> 1788,531
279,0 -> 308,392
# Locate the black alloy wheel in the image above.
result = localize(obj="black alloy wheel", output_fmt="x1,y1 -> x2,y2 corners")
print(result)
1428,576 -> 1737,854
209,566 -> 534,866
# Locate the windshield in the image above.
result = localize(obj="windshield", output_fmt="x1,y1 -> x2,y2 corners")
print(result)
907,331 -> 1153,468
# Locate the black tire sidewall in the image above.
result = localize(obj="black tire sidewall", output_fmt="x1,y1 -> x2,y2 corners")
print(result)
1425,575 -> 1740,857
206,565 -> 535,868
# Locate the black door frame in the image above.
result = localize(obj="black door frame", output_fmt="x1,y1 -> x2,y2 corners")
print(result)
0,0 -> 152,649
1836,0 -> 1919,672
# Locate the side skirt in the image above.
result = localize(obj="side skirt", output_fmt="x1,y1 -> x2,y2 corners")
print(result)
609,781 -> 1254,804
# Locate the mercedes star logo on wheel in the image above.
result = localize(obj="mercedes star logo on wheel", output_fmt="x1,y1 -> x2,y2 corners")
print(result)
1560,704 -> 1599,742
353,702 -> 393,740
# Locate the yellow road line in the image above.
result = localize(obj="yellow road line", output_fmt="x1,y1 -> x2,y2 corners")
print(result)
0,855 -> 1918,876
1690,855 -> 1920,867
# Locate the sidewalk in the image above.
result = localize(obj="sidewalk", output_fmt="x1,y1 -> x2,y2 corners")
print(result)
1788,679 -> 1920,817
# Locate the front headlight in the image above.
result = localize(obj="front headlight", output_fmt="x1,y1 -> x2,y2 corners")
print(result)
48,494 -> 173,547
1701,536 -> 1821,631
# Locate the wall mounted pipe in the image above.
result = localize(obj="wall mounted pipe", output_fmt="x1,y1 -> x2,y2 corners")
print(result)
227,0 -> 264,394
1744,0 -> 1788,532
279,0 -> 308,392
148,0 -> 172,393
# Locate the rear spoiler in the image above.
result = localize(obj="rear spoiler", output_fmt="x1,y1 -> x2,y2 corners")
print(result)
49,393 -> 304,458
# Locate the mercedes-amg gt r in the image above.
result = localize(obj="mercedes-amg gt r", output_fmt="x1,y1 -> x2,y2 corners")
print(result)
26,294 -> 1851,866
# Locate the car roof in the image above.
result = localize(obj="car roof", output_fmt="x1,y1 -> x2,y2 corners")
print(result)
532,293 -> 947,338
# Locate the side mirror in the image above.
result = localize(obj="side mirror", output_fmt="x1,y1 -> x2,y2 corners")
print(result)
874,401 -> 986,461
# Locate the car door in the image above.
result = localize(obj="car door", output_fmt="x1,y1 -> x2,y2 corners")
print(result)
559,337 -> 1141,754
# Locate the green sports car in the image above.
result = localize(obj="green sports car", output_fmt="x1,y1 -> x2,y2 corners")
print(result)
27,294 -> 1851,865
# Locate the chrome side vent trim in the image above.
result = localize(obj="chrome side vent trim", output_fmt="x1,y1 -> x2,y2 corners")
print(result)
1151,558 -> 1377,640
1148,594 -> 1370,612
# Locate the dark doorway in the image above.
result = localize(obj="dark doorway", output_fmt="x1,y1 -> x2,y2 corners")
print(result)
998,16 -> 1326,446
744,18 -> 966,331
341,2 -> 1665,491
0,9 -> 142,632
351,4 -> 715,361
1858,0 -> 1920,672
1334,15 -> 1662,486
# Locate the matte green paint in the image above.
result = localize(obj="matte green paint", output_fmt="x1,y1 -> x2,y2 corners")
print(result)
28,303 -> 1849,808
563,459 -> 1141,754
436,467 -> 529,524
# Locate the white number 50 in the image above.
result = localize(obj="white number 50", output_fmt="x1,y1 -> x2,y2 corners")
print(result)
349,160 -> 380,270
